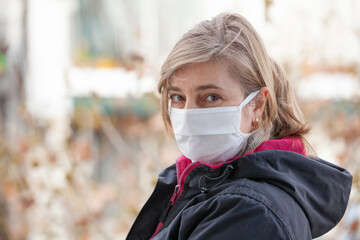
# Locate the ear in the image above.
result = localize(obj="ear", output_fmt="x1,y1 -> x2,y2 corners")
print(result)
251,87 -> 268,129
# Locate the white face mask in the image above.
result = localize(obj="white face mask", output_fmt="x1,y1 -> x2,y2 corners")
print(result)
170,90 -> 260,164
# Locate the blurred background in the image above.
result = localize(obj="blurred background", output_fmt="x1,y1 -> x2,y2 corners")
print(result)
0,0 -> 359,239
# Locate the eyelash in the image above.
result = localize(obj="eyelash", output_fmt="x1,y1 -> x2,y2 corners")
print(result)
204,94 -> 221,102
169,94 -> 222,105
170,94 -> 185,102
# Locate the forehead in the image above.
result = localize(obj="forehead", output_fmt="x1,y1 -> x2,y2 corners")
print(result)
169,62 -> 241,89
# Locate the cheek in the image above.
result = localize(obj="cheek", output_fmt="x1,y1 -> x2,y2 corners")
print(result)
240,106 -> 253,133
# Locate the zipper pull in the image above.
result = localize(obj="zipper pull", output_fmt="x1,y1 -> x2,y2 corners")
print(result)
159,185 -> 180,223
170,185 -> 180,204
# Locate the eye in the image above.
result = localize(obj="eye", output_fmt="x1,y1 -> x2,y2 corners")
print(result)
205,94 -> 220,102
171,94 -> 185,102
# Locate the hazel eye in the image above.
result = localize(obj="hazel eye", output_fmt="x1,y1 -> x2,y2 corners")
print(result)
205,94 -> 220,102
171,94 -> 184,102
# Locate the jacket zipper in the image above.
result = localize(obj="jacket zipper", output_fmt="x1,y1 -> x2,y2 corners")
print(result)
159,161 -> 200,223
150,162 -> 201,239
159,185 -> 179,223
151,160 -> 232,239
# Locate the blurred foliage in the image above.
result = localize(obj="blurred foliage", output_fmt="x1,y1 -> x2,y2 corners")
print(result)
0,90 -> 180,239
0,53 -> 7,75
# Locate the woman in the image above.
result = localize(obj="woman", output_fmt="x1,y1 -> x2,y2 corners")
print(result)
127,13 -> 352,240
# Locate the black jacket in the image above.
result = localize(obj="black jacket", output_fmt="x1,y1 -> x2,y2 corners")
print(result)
127,150 -> 352,240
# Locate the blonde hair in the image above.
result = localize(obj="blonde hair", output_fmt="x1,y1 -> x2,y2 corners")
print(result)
158,13 -> 312,155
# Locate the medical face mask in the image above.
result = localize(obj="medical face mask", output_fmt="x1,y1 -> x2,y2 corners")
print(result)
170,90 -> 259,164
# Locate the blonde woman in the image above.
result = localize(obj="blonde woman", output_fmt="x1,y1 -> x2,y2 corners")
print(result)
127,13 -> 352,240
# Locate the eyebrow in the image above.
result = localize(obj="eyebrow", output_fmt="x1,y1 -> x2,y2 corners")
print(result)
195,84 -> 224,91
168,84 -> 225,92
168,86 -> 181,92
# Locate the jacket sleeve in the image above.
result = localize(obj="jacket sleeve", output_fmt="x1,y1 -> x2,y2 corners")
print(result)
178,192 -> 292,240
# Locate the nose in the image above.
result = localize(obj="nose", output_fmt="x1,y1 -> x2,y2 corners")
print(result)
184,98 -> 199,109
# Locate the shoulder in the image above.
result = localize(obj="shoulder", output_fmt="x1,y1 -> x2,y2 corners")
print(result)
233,179 -> 311,238
179,178 -> 311,240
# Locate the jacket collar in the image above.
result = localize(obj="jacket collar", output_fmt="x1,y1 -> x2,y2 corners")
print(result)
176,136 -> 306,178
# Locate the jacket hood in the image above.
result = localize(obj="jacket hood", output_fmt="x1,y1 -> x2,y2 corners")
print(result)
236,150 -> 352,238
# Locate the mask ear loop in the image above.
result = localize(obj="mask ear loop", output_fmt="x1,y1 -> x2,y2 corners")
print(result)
238,90 -> 260,109
236,90 -> 260,128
